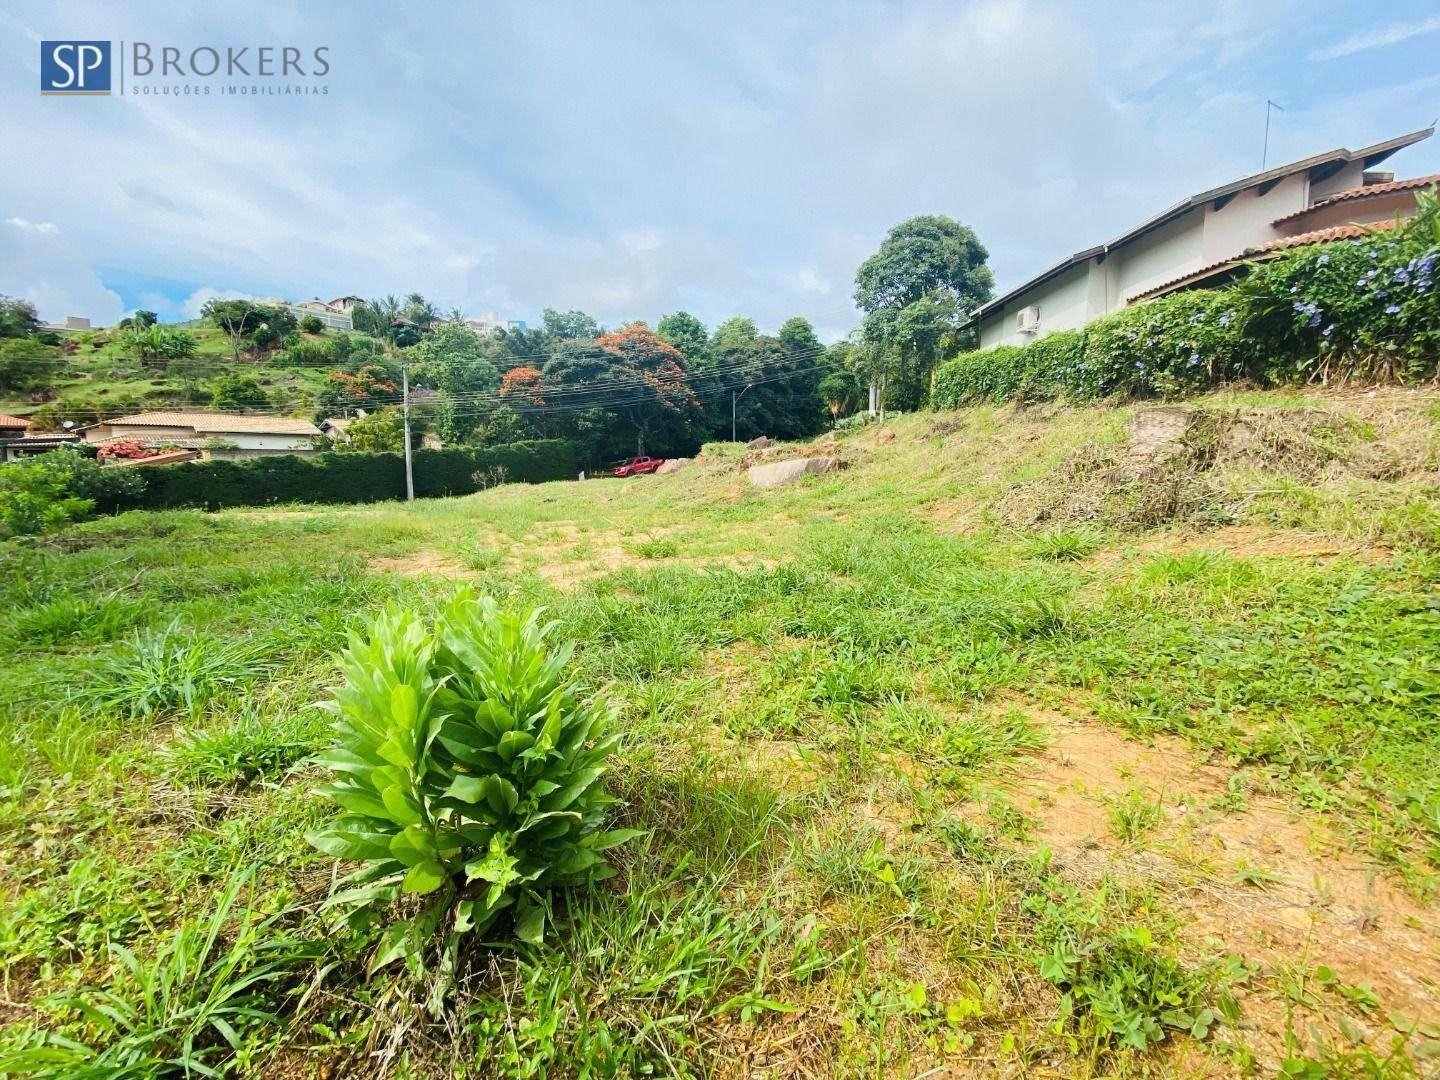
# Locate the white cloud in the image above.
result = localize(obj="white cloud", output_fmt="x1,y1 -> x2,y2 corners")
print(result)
6,217 -> 57,234
1311,15 -> 1440,60
1,216 -> 123,324
180,287 -> 268,319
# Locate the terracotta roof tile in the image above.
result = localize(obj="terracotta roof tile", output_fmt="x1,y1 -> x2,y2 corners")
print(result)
0,413 -> 29,429
1272,174 -> 1440,226
1128,221 -> 1398,302
96,411 -> 321,436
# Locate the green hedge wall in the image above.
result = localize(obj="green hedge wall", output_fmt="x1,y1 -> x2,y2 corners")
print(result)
934,190 -> 1440,407
127,440 -> 579,511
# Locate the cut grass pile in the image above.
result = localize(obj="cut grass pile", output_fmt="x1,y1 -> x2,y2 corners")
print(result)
1,387 -> 1438,1075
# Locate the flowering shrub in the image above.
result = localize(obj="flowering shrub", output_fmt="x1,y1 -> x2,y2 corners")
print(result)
933,189 -> 1440,406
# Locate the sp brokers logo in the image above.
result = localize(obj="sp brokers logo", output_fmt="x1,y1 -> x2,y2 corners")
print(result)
40,41 -> 111,95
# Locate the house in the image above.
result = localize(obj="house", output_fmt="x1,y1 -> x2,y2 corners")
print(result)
38,316 -> 91,333
286,298 -> 353,331
0,415 -> 85,462
81,411 -> 322,460
328,296 -> 365,314
971,127 -> 1435,349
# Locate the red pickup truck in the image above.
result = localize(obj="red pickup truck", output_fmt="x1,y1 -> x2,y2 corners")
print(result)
613,456 -> 664,477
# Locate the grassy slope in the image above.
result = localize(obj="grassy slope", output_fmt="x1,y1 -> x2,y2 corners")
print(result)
1,387 -> 1439,1076
35,326 -> 332,411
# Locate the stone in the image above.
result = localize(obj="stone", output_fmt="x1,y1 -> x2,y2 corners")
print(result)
744,435 -> 774,449
746,456 -> 842,488
874,427 -> 896,444
655,457 -> 689,475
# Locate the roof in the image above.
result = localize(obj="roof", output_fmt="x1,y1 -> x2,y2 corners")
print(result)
1128,221 -> 1398,302
108,449 -> 199,467
94,411 -> 321,436
972,126 -> 1434,321
0,413 -> 29,429
321,416 -> 352,432
1271,172 -> 1440,226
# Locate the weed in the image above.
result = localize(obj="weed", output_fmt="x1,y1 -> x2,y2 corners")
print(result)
161,712 -> 321,787
626,535 -> 680,559
1105,787 -> 1164,845
72,620 -> 272,719
0,872 -> 318,1077
1026,528 -> 1102,561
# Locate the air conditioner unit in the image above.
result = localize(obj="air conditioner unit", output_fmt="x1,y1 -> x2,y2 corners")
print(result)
1015,306 -> 1041,333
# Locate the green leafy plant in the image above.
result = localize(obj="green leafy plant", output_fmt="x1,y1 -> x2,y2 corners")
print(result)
306,590 -> 638,1002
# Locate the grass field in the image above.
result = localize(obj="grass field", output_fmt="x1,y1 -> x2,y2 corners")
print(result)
1,388 -> 1439,1076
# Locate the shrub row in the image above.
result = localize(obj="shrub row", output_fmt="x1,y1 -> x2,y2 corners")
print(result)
934,191 -> 1440,407
127,440 -> 579,511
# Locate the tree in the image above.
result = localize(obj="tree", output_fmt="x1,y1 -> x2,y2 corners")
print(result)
342,407 -> 424,454
0,296 -> 41,339
818,369 -> 862,424
132,309 -> 158,328
407,322 -> 501,443
317,364 -> 399,414
541,308 -> 601,341
0,338 -> 58,395
855,215 -> 993,409
712,316 -> 758,352
404,293 -> 439,333
211,374 -> 270,411
299,314 -> 325,335
656,311 -> 712,368
201,299 -> 263,360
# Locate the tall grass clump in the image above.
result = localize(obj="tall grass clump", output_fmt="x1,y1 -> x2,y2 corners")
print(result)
306,589 -> 638,1006
75,620 -> 272,719
0,871 -> 317,1078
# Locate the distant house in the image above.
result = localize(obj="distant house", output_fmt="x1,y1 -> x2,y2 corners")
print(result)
81,411 -> 322,460
0,414 -> 86,462
328,296 -> 365,314
970,127 -> 1436,349
286,297 -> 353,331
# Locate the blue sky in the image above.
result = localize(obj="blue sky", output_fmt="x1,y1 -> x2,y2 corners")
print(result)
2,1 -> 1439,341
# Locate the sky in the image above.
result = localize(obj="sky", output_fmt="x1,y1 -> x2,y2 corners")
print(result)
2,1 -> 1439,342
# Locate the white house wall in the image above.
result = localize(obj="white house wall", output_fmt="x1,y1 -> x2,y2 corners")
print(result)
1198,173 -> 1307,266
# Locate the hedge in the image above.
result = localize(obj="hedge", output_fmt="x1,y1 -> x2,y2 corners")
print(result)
126,440 -> 579,511
934,188 -> 1440,407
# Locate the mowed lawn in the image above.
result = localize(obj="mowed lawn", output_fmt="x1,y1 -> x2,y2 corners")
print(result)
2,390 -> 1439,1077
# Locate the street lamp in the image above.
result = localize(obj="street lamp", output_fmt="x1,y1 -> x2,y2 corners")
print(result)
732,382 -> 754,443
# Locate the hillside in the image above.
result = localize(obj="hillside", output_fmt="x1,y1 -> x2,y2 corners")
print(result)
2,388 -> 1439,1076
22,325 -> 335,419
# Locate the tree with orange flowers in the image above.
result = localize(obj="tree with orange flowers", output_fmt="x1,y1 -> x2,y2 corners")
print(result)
541,325 -> 701,457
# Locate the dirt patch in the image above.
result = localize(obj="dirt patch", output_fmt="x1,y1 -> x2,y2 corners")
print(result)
994,703 -> 1440,1064
370,549 -> 478,578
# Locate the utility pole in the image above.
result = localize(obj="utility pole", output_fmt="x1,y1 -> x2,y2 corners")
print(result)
401,356 -> 414,501
732,382 -> 754,443
1261,99 -> 1284,170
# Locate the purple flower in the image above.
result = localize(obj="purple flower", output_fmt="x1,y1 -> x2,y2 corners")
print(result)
1308,314 -> 1322,327
1386,304 -> 1402,314
1318,254 -> 1330,264
1323,324 -> 1335,336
